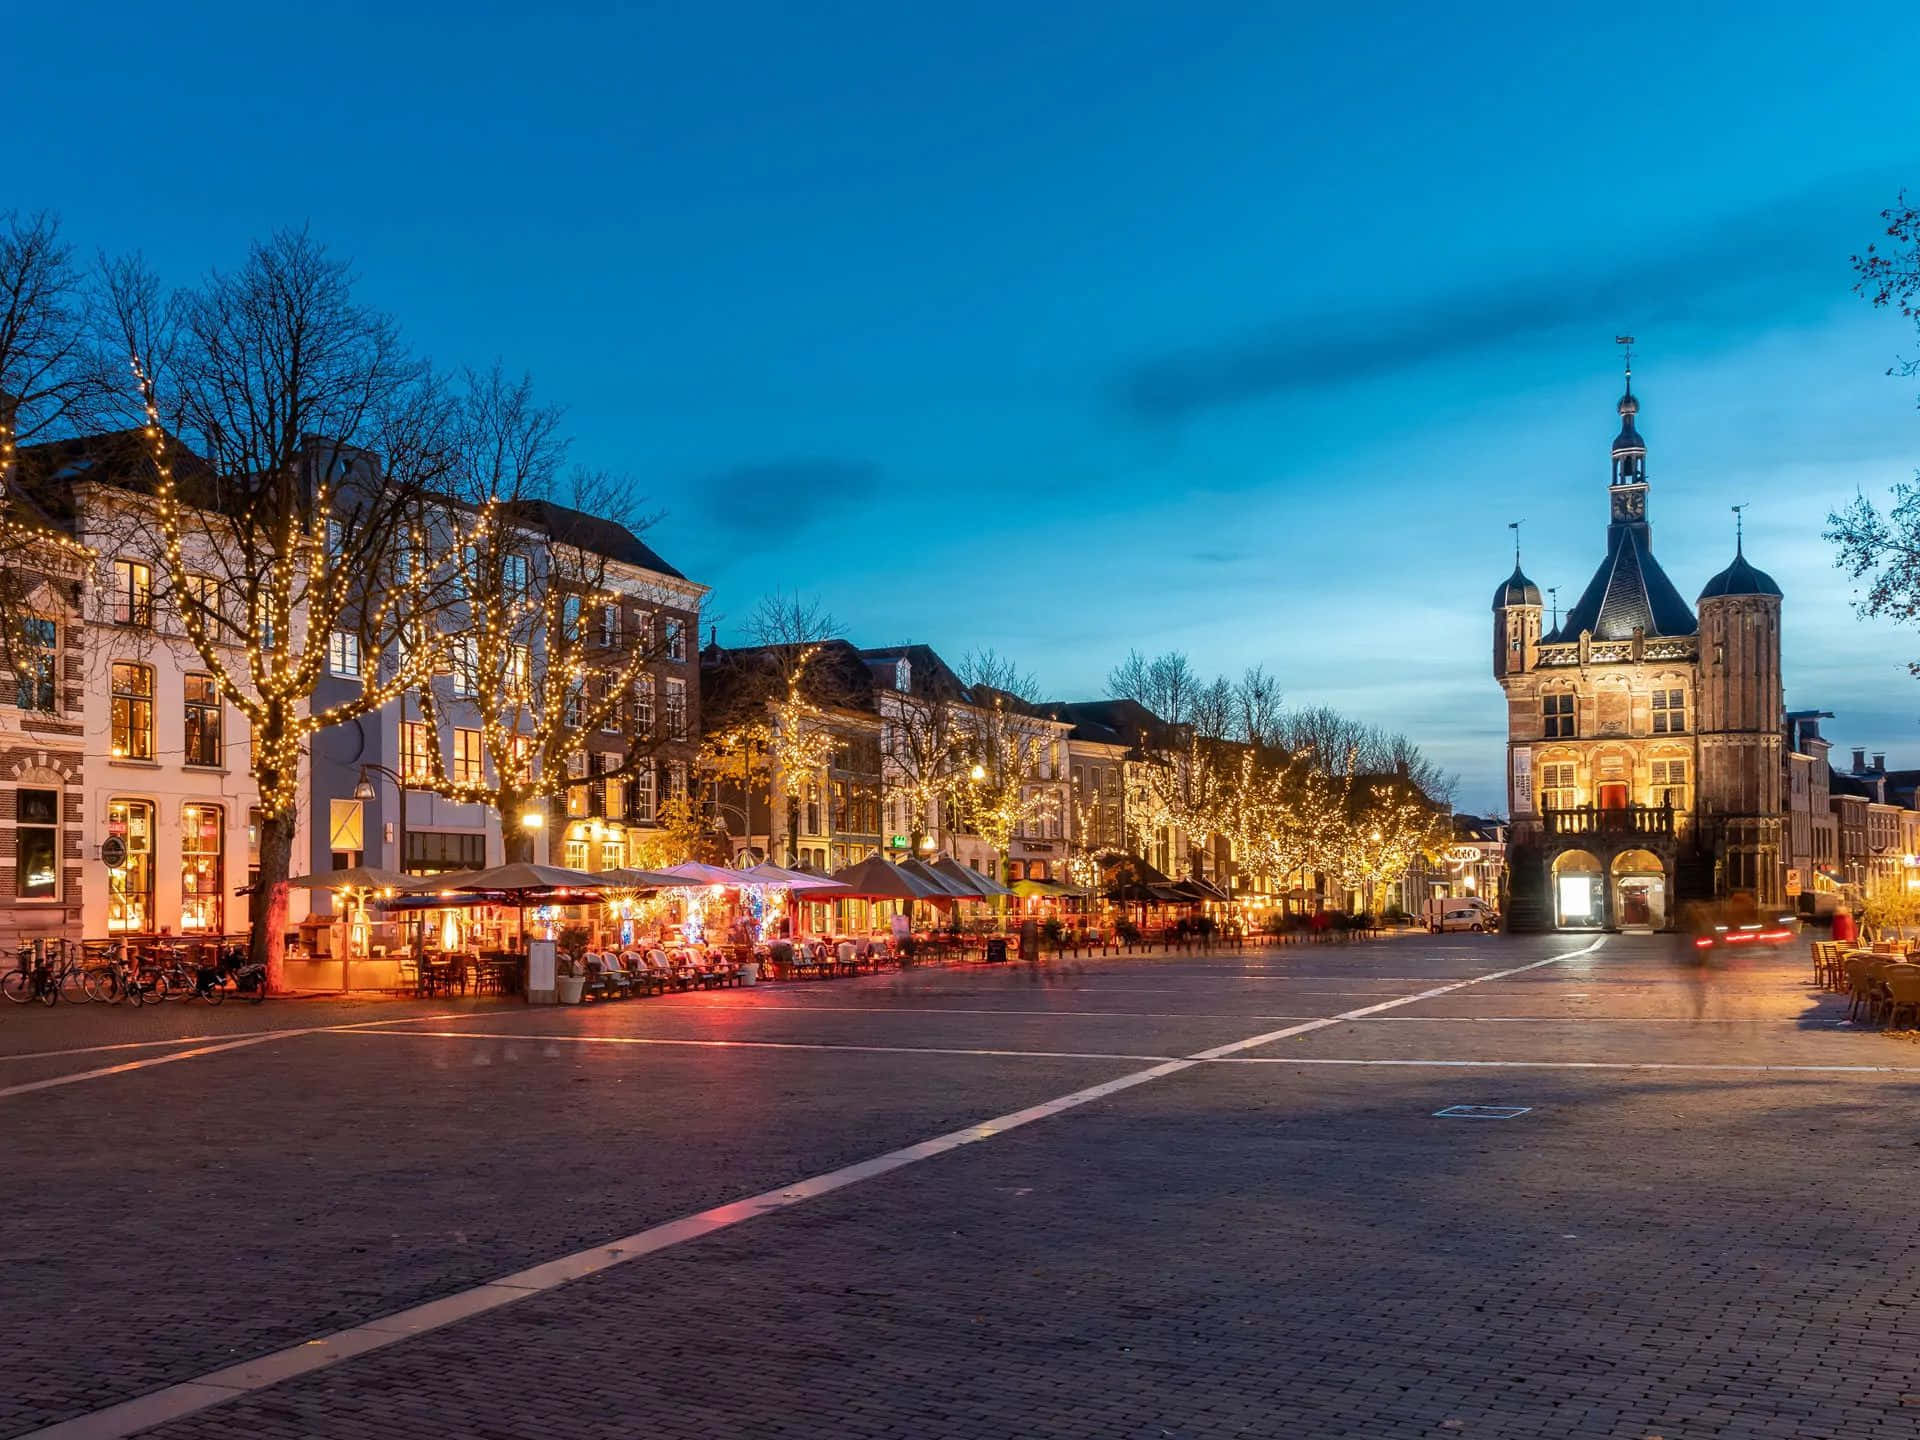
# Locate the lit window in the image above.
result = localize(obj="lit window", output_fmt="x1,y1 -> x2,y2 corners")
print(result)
452,727 -> 483,785
111,559 -> 152,626
183,673 -> 222,767
1651,688 -> 1685,734
110,662 -> 155,759
1539,762 -> 1577,811
632,764 -> 656,822
503,553 -> 529,599
563,680 -> 583,728
507,644 -> 531,692
15,788 -> 58,900
1542,693 -> 1575,739
14,617 -> 56,713
400,721 -> 435,786
180,573 -> 223,631
106,799 -> 154,931
1652,759 -> 1689,808
179,803 -> 224,933
329,631 -> 362,678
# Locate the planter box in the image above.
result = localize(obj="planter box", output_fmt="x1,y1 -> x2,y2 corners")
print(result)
556,973 -> 586,1005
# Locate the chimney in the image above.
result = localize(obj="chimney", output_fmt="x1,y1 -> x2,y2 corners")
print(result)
1874,753 -> 1887,774
1853,747 -> 1867,774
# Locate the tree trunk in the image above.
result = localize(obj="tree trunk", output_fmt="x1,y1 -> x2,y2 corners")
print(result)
249,812 -> 295,992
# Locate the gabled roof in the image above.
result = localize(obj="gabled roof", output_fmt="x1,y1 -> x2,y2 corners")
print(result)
856,644 -> 972,703
512,500 -> 686,581
1038,697 -> 1174,751
1549,522 -> 1697,642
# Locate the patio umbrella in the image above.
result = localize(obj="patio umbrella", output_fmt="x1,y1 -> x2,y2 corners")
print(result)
651,860 -> 752,887
287,866 -> 412,893
734,861 -> 852,894
828,853 -> 948,901
931,855 -> 1015,899
596,866 -> 693,890
896,856 -> 977,899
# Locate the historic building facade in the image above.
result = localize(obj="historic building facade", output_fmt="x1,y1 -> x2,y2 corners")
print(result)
1494,369 -> 1784,931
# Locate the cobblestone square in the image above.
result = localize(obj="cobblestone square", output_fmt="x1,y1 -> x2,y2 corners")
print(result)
7,934 -> 1920,1439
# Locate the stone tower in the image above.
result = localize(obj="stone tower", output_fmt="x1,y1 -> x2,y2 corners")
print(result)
1695,537 -> 1785,902
1492,562 -> 1542,681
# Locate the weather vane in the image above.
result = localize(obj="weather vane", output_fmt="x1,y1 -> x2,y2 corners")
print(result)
1732,502 -> 1747,552
1508,518 -> 1524,565
1615,334 -> 1635,384
1547,586 -> 1559,630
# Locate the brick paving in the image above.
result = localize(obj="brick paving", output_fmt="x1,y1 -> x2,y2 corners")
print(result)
7,934 -> 1920,1438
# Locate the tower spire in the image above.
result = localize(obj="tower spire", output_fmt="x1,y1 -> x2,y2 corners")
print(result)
1509,518 -> 1523,566
1616,334 -> 1634,396
1732,503 -> 1746,556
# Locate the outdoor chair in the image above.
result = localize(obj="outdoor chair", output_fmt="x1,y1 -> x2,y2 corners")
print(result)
618,950 -> 663,996
1885,969 -> 1920,1029
1847,957 -> 1894,1024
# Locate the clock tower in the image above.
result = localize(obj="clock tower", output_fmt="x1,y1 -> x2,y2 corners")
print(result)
1610,361 -> 1648,525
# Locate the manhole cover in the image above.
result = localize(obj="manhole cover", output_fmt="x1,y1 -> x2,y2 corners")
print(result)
1433,1105 -> 1531,1119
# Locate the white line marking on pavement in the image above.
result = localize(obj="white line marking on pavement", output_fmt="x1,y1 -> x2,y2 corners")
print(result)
14,940 -> 1603,1440
1215,1056 -> 1920,1073
336,1030 -> 1179,1063
0,1013 -> 477,1101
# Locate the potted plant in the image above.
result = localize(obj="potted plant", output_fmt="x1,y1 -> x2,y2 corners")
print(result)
556,925 -> 590,1004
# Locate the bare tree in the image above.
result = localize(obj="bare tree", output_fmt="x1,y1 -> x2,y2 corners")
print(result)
402,367 -> 680,865
106,230 -> 455,986
1829,193 -> 1920,668
0,212 -> 112,668
1105,647 -> 1200,725
1235,664 -> 1283,747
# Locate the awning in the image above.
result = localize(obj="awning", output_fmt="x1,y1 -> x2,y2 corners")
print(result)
1012,878 -> 1086,899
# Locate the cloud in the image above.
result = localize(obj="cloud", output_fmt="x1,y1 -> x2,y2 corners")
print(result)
1112,173 -> 1897,425
692,458 -> 885,535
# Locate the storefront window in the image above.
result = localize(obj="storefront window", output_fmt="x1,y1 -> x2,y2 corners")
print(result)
180,803 -> 224,932
15,788 -> 59,900
107,799 -> 155,932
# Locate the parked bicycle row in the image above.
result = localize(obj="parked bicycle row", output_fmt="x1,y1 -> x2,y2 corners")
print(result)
4,940 -> 267,1007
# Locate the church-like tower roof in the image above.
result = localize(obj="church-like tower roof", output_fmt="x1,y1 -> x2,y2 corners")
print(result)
1699,544 -> 1781,600
1546,368 -> 1698,642
1491,563 -> 1541,610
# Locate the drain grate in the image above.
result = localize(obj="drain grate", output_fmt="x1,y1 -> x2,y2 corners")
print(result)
1433,1105 -> 1531,1119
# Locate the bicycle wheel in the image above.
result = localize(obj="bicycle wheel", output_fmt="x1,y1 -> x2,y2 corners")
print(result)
202,979 -> 225,1006
0,971 -> 29,1004
60,966 -> 91,1003
82,967 -> 122,1004
37,974 -> 58,1005
145,973 -> 171,1004
127,979 -> 145,1008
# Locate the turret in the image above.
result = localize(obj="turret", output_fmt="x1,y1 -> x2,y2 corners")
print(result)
1696,529 -> 1785,899
1492,562 -> 1542,679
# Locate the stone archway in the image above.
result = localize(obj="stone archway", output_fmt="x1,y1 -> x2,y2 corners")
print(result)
1611,848 -> 1668,930
1551,849 -> 1604,929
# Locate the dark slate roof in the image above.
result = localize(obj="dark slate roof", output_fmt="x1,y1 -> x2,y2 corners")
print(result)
1829,768 -> 1873,800
512,500 -> 686,580
1491,563 -> 1542,611
1038,698 -> 1174,751
856,644 -> 973,703
1698,548 -> 1782,600
1548,523 -> 1697,642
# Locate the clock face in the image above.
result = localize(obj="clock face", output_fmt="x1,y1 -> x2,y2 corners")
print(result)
1615,489 -> 1644,519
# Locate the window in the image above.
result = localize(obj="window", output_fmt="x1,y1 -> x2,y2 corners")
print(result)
505,733 -> 533,785
1542,692 -> 1575,739
14,617 -> 55,713
565,838 -> 590,870
665,619 -> 686,662
668,761 -> 688,800
507,644 -> 531,692
635,675 -> 655,734
328,631 -> 362,678
247,807 -> 262,890
1029,861 -> 1049,882
451,635 -> 478,697
1651,688 -> 1686,734
110,662 -> 155,760
567,751 -> 590,818
601,681 -> 622,734
106,799 -> 155,932
452,727 -> 483,785
804,781 -> 821,836
1539,762 -> 1577,811
180,573 -> 222,631
404,830 -> 486,877
400,721 -> 435,786
183,673 -> 223,767
562,680 -> 584,728
596,751 -> 625,817
328,798 -> 364,870
601,834 -> 626,869
665,678 -> 687,739
634,610 -> 655,653
561,594 -> 583,641
326,519 -> 345,563
111,559 -> 152,626
180,802 -> 222,936
15,788 -> 59,900
1651,759 -> 1689,808
503,553 -> 529,599
631,764 -> 656,823
599,604 -> 619,648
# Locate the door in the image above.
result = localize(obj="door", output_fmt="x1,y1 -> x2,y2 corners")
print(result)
1598,784 -> 1629,810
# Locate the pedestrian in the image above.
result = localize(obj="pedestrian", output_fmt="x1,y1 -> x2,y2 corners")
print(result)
1833,906 -> 1856,946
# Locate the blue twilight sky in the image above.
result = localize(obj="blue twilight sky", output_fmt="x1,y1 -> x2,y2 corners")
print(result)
10,0 -> 1920,810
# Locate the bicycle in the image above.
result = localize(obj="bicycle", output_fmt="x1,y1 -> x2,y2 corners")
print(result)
1,942 -> 84,1004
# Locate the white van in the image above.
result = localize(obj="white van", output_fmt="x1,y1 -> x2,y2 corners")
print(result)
1424,897 -> 1495,933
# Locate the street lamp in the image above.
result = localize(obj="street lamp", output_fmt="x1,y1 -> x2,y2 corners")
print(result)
354,763 -> 406,873
970,763 -> 986,782
520,809 -> 544,831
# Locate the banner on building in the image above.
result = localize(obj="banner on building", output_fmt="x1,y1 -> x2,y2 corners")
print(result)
1512,747 -> 1533,816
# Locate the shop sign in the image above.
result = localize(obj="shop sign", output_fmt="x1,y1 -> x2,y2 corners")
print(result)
100,835 -> 127,869
887,834 -> 909,850
1445,845 -> 1482,865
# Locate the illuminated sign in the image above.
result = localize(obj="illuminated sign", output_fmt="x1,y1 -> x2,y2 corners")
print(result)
1446,845 -> 1483,864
